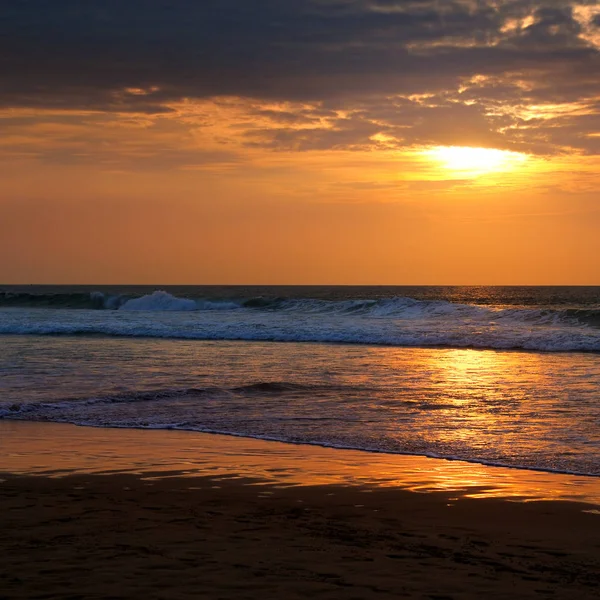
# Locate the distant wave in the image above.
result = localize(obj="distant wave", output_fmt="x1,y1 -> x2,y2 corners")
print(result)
119,291 -> 199,311
0,290 -> 110,309
2,289 -> 600,352
2,289 -> 599,325
0,290 -> 253,311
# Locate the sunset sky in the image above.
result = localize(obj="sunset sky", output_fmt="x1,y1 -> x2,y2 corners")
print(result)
1,0 -> 599,284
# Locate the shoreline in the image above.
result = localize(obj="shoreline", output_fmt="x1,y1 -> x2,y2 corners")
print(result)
2,421 -> 600,598
2,420 -> 600,505
3,417 -> 600,482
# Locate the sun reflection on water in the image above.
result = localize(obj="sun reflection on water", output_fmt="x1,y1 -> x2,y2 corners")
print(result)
2,338 -> 600,504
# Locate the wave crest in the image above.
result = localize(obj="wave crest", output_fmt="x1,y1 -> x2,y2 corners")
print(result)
119,291 -> 198,311
2,288 -> 599,324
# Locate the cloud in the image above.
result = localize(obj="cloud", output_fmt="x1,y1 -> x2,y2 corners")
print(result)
0,0 -> 598,155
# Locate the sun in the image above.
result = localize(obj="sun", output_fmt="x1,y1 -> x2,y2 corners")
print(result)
425,146 -> 528,176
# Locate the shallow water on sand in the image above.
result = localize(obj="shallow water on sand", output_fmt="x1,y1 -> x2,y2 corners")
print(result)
1,336 -> 599,477
2,421 -> 600,506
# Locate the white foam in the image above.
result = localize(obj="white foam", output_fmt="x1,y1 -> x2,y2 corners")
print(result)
1,296 -> 600,353
119,291 -> 198,312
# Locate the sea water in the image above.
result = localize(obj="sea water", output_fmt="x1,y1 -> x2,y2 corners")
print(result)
1,285 -> 599,476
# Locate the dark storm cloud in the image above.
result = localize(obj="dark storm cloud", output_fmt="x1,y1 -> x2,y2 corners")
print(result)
1,0 -> 598,153
0,0 -> 463,105
0,0 -> 595,104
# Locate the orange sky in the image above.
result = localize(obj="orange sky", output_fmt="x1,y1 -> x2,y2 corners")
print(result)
1,1 -> 599,284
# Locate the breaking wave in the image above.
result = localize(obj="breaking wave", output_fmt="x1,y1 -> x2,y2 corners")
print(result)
119,291 -> 199,311
0,288 -> 598,323
2,289 -> 600,353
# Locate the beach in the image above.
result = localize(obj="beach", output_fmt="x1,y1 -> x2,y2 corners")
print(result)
2,286 -> 600,597
2,422 -> 600,599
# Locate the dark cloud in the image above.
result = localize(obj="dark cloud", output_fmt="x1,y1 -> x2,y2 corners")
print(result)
248,109 -> 323,126
0,0 -> 598,153
1,0 -> 596,104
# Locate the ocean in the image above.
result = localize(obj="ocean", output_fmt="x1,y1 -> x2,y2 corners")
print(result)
1,285 -> 599,477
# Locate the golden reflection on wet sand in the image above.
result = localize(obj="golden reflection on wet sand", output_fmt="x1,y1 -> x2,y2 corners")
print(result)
1,421 -> 599,507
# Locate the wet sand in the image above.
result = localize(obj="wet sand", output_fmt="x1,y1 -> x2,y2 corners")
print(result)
1,422 -> 600,598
